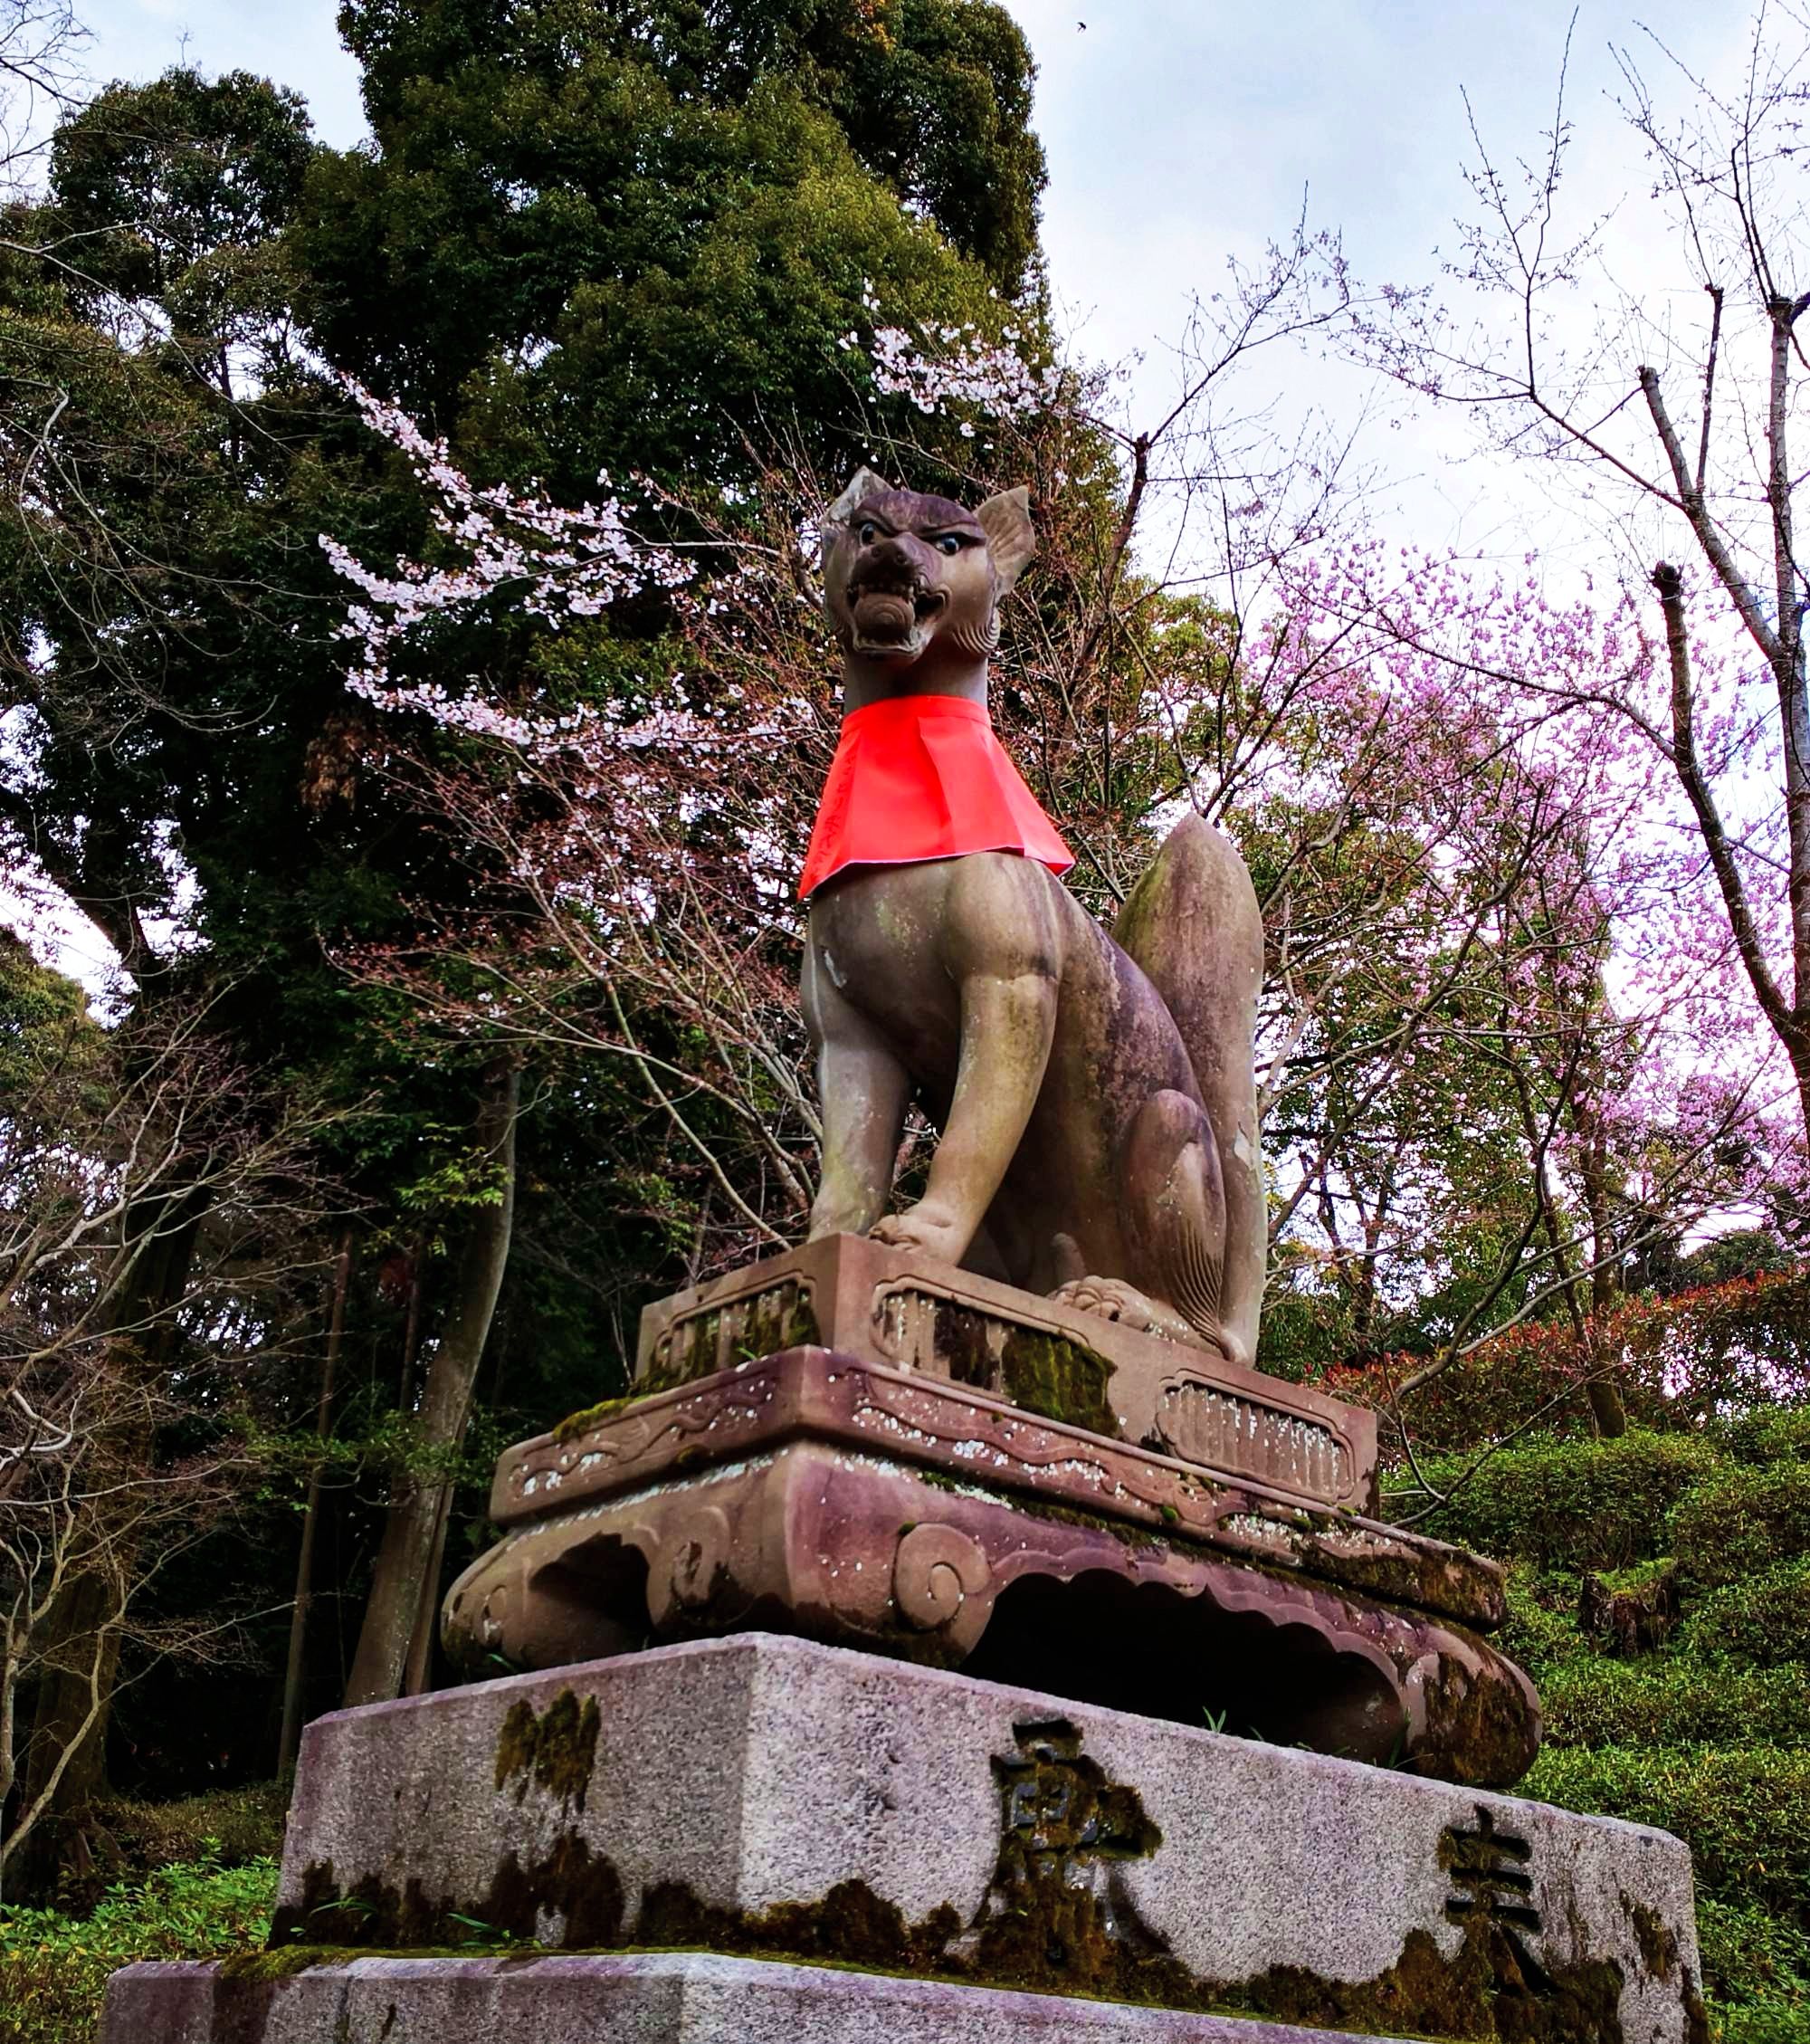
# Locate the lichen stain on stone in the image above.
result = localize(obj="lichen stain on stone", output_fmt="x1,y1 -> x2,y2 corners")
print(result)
264,1725 -> 1660,2044
960,1717 -> 1169,1996
940,1472 -> 1175,1553
493,1688 -> 601,1814
1618,1890 -> 1679,1983
268,1835 -> 624,1953
1230,1921 -> 1624,2043
635,1875 -> 963,1976
1679,1966 -> 1711,2044
266,1842 -> 1661,2044
1296,1529 -> 1508,1634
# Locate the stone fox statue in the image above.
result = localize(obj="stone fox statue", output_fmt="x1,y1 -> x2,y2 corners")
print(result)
801,470 -> 1266,1367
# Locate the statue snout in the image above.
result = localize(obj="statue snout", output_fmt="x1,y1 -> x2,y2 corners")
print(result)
847,530 -> 935,593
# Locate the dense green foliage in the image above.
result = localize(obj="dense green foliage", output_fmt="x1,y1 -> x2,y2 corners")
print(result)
1412,1418 -> 1810,2040
303,0 -> 1042,483
0,0 -> 1053,1849
0,1850 -> 278,2044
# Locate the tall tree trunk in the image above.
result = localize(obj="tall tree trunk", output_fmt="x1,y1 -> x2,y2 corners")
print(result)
278,1232 -> 353,1775
1574,1079 -> 1627,1439
400,1492 -> 454,1697
344,1061 -> 520,1709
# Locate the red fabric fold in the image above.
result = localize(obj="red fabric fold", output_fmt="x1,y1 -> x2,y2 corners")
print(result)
799,692 -> 1074,901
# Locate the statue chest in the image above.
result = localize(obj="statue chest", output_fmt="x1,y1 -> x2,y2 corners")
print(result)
808,864 -> 967,1074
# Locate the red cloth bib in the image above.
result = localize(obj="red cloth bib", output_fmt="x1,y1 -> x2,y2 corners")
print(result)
799,692 -> 1074,901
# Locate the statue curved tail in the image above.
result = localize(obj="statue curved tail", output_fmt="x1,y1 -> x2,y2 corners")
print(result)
1113,812 -> 1266,1368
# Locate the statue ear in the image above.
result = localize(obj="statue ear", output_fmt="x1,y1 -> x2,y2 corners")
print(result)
976,486 -> 1036,592
825,467 -> 890,531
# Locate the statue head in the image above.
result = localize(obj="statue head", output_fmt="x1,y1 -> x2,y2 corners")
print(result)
822,469 -> 1035,667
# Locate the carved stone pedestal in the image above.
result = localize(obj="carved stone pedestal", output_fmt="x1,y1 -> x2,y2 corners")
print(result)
443,1239 -> 1538,1786
633,1234 -> 1378,1509
101,1636 -> 1706,2044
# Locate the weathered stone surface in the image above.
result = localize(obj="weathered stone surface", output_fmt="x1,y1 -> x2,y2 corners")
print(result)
452,1345 -> 1532,1782
632,1236 -> 1375,1510
266,1634 -> 1702,2043
101,1951 -> 1417,2044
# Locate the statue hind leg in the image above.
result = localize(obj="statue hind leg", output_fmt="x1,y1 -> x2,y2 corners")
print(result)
1054,1086 -> 1233,1357
1112,812 -> 1265,1368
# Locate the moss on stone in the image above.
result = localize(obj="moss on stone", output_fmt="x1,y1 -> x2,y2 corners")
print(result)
494,1690 -> 601,1814
1224,1920 -> 1627,2043
219,1943 -> 508,1980
551,1369 -> 686,1443
269,1835 -> 625,1954
1622,1894 -> 1680,1983
269,1833 -> 1672,2041
926,1300 -> 1118,1436
551,1394 -> 634,1444
736,1281 -> 819,1362
896,1428 -> 1500,1633
1414,1650 -> 1541,1790
653,1280 -> 820,1389
998,1326 -> 1118,1436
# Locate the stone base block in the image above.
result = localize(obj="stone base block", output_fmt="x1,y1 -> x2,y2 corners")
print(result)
103,1951 -> 1411,2044
254,1635 -> 1701,2044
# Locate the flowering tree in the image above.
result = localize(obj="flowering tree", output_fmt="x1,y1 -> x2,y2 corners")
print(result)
1356,9 -> 1810,1146
1242,548 -> 1789,1422
313,224 -> 1357,1256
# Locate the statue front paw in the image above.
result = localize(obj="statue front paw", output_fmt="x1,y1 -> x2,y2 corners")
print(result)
871,1202 -> 971,1266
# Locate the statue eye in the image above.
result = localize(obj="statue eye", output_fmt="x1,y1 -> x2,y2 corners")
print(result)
858,521 -> 877,545
935,534 -> 961,555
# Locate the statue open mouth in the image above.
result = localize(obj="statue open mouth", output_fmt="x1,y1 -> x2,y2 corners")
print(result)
851,584 -> 946,653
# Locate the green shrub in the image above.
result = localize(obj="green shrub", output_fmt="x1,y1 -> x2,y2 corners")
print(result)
1698,1896 -> 1810,2010
1717,1999 -> 1810,2044
1493,1564 -> 1591,1676
0,1854 -> 276,2044
1685,1561 -> 1810,1669
1524,1744 -> 1810,1924
1540,1657 -> 1810,1749
1699,1892 -> 1810,2044
1720,1407 -> 1810,1470
1414,1429 -> 1727,1571
1672,1465 -> 1810,1592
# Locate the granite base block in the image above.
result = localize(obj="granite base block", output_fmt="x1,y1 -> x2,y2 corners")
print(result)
102,1951 -> 1412,2044
257,1635 -> 1700,2044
